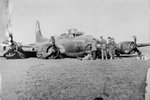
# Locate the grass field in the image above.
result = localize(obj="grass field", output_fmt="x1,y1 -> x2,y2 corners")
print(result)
1,46 -> 150,100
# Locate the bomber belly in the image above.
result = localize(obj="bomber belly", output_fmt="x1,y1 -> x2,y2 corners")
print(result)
58,41 -> 88,57
55,36 -> 95,57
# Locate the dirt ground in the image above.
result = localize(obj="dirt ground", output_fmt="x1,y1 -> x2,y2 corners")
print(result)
1,47 -> 150,100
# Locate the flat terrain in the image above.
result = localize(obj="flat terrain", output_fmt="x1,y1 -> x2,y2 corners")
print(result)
1,47 -> 150,100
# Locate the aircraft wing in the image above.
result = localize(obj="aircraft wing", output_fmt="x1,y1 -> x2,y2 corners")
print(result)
137,43 -> 150,47
21,45 -> 36,52
21,41 -> 50,52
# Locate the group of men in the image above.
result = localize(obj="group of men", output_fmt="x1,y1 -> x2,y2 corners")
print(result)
91,36 -> 117,60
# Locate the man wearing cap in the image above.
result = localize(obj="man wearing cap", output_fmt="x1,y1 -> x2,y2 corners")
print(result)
91,38 -> 97,60
108,37 -> 116,59
100,36 -> 107,60
111,38 -> 117,58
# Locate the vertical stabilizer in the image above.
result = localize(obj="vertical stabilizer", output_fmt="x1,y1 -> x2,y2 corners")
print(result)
35,20 -> 49,42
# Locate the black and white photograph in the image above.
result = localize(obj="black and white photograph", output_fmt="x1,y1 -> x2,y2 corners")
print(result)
0,0 -> 150,100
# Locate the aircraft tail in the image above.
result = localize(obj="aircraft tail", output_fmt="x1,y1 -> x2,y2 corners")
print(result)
35,20 -> 49,42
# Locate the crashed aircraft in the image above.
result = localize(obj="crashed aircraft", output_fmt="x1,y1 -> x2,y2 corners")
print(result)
1,20 -> 150,59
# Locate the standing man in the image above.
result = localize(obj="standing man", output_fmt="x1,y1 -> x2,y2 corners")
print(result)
100,36 -> 107,60
111,38 -> 117,58
108,37 -> 116,59
91,38 -> 97,60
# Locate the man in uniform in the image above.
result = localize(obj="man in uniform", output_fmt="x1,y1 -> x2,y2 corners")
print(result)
91,38 -> 97,60
107,37 -> 117,59
111,38 -> 117,58
100,36 -> 107,60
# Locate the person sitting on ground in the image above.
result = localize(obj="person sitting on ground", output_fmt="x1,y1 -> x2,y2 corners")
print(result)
78,53 -> 93,60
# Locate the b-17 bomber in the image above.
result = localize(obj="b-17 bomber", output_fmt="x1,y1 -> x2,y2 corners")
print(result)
1,20 -> 150,59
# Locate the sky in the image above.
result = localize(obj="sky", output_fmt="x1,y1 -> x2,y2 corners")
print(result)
9,0 -> 150,43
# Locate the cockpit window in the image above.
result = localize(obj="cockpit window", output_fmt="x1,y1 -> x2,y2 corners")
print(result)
59,29 -> 84,38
